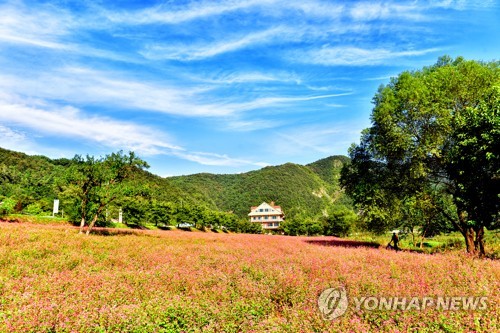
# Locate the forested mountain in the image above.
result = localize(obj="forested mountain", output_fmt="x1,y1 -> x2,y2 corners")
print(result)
0,148 -> 66,210
170,156 -> 350,218
307,155 -> 350,186
0,147 -> 350,226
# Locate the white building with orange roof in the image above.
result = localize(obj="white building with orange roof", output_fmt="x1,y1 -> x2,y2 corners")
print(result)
248,201 -> 285,230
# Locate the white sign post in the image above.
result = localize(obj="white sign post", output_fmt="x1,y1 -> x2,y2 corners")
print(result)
53,199 -> 59,217
119,208 -> 123,223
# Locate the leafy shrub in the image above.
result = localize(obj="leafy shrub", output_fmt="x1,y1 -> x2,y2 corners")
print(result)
323,205 -> 357,237
0,197 -> 17,216
24,202 -> 44,216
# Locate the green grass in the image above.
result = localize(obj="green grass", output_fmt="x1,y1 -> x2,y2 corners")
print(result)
109,222 -> 132,229
348,230 -> 500,257
1,214 -> 72,225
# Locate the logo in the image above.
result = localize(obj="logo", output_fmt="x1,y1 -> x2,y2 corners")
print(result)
317,286 -> 488,320
317,286 -> 348,320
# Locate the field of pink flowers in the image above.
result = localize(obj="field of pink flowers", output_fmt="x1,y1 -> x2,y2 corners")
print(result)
0,222 -> 498,332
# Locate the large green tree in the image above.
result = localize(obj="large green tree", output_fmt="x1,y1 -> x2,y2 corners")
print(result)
341,56 -> 499,255
66,151 -> 149,234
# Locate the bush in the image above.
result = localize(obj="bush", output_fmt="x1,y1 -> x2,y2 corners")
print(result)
0,197 -> 17,217
24,202 -> 44,216
323,205 -> 357,237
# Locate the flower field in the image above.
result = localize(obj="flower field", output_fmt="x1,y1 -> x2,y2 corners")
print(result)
0,222 -> 498,332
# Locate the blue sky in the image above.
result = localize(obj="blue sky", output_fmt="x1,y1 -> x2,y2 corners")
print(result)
0,0 -> 499,176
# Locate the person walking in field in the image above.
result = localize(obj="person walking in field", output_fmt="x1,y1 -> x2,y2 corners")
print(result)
387,232 -> 400,251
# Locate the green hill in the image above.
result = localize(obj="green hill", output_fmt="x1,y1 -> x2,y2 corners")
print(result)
307,155 -> 351,185
169,156 -> 351,218
0,147 -> 66,208
0,147 -> 192,214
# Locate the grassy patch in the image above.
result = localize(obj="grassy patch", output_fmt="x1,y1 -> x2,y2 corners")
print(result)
348,230 -> 500,257
1,214 -> 72,225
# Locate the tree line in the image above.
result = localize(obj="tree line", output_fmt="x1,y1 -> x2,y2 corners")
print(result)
0,147 -> 357,237
0,150 -> 260,234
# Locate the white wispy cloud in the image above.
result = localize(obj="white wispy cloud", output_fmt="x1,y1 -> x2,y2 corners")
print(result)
223,119 -> 286,132
349,2 -> 427,21
0,0 -> 450,66
172,151 -> 269,167
363,74 -> 397,81
104,0 -> 344,25
0,1 -> 145,64
0,1 -> 72,49
140,26 -> 288,61
0,66 -> 354,119
0,68 -> 233,117
273,123 -> 365,156
196,71 -> 301,85
131,1 -> 451,65
105,0 -> 264,25
0,124 -> 26,147
228,93 -> 353,111
429,0 -> 497,10
277,130 -> 342,154
348,0 -> 496,21
0,125 -> 42,156
0,93 -> 180,155
305,84 -> 353,92
324,103 -> 346,108
0,93 -> 270,167
297,46 -> 442,66
0,124 -> 25,141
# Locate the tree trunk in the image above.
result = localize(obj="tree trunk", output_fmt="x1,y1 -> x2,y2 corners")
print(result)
86,213 -> 99,235
86,204 -> 105,235
85,193 -> 117,235
441,207 -> 487,256
419,222 -> 429,249
463,227 -> 477,255
79,190 -> 89,234
455,210 -> 478,255
79,217 -> 86,234
475,226 -> 485,257
79,201 -> 87,234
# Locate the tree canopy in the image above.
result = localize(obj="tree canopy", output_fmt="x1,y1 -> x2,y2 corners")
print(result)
65,151 -> 149,234
341,56 -> 499,255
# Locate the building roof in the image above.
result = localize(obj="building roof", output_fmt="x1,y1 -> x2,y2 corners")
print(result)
248,202 -> 284,216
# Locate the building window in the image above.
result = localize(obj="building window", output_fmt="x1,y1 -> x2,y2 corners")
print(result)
272,216 -> 277,219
